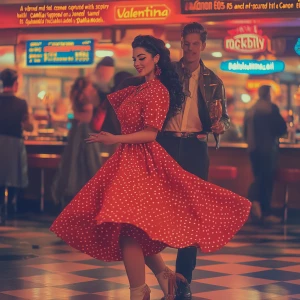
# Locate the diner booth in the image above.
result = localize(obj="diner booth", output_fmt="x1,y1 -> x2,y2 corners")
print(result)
0,0 -> 299,216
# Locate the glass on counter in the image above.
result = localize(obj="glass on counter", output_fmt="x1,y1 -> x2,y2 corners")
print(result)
24,104 -> 71,142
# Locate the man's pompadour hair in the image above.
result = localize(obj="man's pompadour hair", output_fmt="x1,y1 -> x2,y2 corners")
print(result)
181,22 -> 207,43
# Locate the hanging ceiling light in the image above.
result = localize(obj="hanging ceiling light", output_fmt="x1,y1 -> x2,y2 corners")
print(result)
95,50 -> 114,58
212,52 -> 223,58
241,93 -> 251,103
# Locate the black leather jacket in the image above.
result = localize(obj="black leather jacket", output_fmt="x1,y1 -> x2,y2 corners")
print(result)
173,59 -> 230,148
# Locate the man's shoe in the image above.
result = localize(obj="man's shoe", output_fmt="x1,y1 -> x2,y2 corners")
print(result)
160,276 -> 192,300
264,215 -> 282,224
175,279 -> 192,300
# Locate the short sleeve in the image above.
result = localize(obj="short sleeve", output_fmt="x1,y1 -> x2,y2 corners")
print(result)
107,86 -> 135,111
143,85 -> 170,131
116,76 -> 144,90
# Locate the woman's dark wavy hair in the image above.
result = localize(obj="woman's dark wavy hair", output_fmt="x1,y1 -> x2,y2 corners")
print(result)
132,35 -> 185,120
70,76 -> 90,112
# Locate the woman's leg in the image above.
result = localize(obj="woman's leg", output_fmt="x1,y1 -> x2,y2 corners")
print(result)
120,236 -> 150,299
145,253 -> 171,296
146,253 -> 188,299
120,236 -> 145,287
145,253 -> 167,275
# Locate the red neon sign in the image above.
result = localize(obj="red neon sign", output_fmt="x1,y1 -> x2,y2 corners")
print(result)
224,26 -> 268,54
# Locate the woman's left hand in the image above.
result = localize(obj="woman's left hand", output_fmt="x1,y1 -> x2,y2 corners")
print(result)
85,132 -> 118,145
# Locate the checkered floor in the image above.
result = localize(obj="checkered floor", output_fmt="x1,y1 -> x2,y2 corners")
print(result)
0,216 -> 300,299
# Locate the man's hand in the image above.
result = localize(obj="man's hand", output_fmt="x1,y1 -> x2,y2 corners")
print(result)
211,122 -> 225,134
85,132 -> 118,145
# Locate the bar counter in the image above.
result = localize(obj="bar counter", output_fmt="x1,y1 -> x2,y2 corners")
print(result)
208,142 -> 300,210
25,139 -> 66,155
25,140 -> 66,146
23,140 -> 300,211
209,142 -> 300,149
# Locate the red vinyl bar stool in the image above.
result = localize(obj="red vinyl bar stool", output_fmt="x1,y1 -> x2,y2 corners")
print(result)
276,168 -> 300,224
209,165 -> 238,181
27,154 -> 61,212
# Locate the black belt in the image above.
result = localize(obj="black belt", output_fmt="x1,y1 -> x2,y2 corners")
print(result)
160,131 -> 208,141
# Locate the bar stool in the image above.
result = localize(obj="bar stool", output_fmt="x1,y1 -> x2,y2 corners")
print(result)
276,168 -> 300,223
27,154 -> 61,212
1,187 -> 18,225
3,187 -> 13,219
209,165 -> 238,181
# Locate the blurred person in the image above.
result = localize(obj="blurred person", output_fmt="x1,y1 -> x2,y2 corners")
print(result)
92,57 -> 120,158
244,85 -> 287,224
221,97 -> 243,142
51,77 -> 102,208
94,56 -> 115,94
93,56 -> 119,134
50,98 -> 70,122
107,71 -> 133,137
0,69 -> 33,224
51,35 -> 251,300
111,71 -> 133,92
117,22 -> 230,299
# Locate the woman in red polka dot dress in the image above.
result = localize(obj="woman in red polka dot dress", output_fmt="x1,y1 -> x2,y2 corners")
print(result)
50,35 -> 251,300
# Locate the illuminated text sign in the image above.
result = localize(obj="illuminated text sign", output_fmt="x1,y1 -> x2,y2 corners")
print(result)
26,39 -> 94,66
220,60 -> 285,75
115,5 -> 170,21
0,1 -> 177,29
181,0 -> 300,14
224,26 -> 268,54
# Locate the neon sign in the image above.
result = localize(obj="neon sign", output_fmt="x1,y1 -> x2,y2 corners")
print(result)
224,26 -> 268,54
115,5 -> 170,20
0,1 -> 181,29
220,60 -> 285,75
295,38 -> 300,55
26,39 -> 94,66
181,0 -> 300,14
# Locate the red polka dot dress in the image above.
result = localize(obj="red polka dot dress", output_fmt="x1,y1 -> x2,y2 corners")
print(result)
50,78 -> 251,262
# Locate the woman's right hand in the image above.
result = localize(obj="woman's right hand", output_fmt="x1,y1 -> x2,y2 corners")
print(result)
85,132 -> 119,145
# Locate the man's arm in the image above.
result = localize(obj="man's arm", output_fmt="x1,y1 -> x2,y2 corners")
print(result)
22,100 -> 33,132
213,81 -> 230,132
219,83 -> 230,131
272,104 -> 287,137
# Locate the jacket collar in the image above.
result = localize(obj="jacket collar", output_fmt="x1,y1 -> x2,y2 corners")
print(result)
0,91 -> 14,96
178,58 -> 210,76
